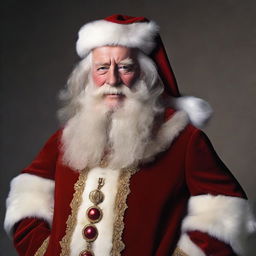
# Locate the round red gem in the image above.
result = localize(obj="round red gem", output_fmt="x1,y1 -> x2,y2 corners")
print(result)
83,225 -> 98,241
80,250 -> 94,256
87,207 -> 101,221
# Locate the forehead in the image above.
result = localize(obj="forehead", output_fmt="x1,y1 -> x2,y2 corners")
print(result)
92,46 -> 137,64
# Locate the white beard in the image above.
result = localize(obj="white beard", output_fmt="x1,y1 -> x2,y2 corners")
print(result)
61,79 -> 161,171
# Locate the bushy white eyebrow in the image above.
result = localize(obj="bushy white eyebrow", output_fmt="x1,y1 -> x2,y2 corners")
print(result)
94,62 -> 110,66
118,58 -> 135,66
94,58 -> 135,67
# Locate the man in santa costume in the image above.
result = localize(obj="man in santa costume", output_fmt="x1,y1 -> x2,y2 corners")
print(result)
4,14 -> 256,256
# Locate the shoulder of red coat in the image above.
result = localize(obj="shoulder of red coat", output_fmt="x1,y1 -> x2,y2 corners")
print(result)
164,107 -> 200,134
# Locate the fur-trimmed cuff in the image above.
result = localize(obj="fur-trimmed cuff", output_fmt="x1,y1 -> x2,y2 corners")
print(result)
4,173 -> 55,235
177,233 -> 206,256
181,194 -> 256,255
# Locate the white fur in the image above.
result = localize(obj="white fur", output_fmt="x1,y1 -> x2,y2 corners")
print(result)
181,194 -> 256,255
177,233 -> 206,256
171,96 -> 213,128
76,20 -> 159,58
143,110 -> 189,162
4,173 -> 54,235
70,167 -> 120,256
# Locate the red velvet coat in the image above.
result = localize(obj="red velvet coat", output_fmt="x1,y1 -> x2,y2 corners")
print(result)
5,112 -> 253,256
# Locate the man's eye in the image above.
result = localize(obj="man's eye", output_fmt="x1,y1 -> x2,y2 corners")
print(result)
119,65 -> 128,69
118,65 -> 133,71
97,66 -> 108,71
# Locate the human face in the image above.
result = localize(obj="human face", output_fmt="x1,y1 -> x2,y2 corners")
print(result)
92,46 -> 139,108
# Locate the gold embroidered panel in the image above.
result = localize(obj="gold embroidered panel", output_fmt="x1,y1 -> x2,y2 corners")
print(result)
59,169 -> 89,255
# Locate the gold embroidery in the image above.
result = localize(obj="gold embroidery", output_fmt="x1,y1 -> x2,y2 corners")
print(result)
34,236 -> 50,256
59,169 -> 89,256
111,165 -> 138,256
172,247 -> 189,256
59,165 -> 137,256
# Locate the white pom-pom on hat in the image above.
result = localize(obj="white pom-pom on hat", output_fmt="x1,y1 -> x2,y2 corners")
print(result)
170,96 -> 213,128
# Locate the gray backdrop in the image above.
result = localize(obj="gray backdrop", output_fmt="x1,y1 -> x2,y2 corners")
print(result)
1,0 -> 256,255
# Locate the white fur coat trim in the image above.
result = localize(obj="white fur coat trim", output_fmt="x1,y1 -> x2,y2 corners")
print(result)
177,233 -> 206,256
4,173 -> 54,235
180,194 -> 256,255
143,110 -> 189,161
76,19 -> 159,58
70,167 -> 120,256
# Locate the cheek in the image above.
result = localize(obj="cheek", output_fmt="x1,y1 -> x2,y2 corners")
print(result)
122,73 -> 138,87
92,72 -> 106,87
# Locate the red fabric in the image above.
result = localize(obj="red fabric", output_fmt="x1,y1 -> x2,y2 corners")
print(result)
13,129 -> 79,255
13,218 -> 50,256
150,36 -> 180,97
185,129 -> 246,198
121,124 -> 245,256
21,130 -> 61,180
104,14 -> 149,24
188,231 -> 238,256
10,115 -> 246,255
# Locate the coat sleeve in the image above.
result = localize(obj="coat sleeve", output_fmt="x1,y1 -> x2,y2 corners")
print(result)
176,129 -> 256,256
4,130 -> 61,256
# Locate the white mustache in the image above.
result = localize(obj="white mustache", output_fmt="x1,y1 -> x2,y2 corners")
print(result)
93,84 -> 127,97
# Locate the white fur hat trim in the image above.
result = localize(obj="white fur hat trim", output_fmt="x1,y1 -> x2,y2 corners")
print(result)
76,19 -> 159,58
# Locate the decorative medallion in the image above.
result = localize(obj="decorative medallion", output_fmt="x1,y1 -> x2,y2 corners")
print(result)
82,224 -> 98,241
86,206 -> 103,223
89,190 -> 104,205
79,177 -> 105,256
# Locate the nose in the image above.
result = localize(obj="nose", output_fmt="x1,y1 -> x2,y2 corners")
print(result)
106,66 -> 120,86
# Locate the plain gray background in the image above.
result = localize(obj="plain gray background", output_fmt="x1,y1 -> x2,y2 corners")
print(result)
1,0 -> 256,255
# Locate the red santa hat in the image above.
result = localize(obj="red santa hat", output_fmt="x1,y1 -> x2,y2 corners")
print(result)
76,14 -> 212,127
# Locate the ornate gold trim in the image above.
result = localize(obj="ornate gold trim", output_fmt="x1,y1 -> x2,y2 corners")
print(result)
111,165 -> 138,256
59,165 -> 137,256
172,247 -> 189,256
59,169 -> 89,256
34,236 -> 50,256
